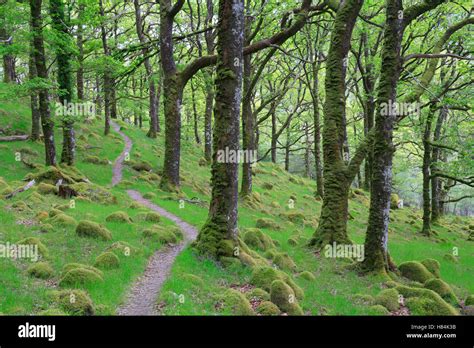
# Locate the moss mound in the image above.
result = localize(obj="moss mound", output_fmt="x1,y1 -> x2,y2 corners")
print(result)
297,271 -> 316,281
27,262 -> 54,279
12,200 -> 29,211
37,183 -> 57,195
38,308 -> 68,316
246,288 -> 270,301
62,263 -> 103,277
262,182 -> 273,190
374,288 -> 400,312
70,182 -> 117,204
287,237 -> 298,246
84,155 -> 108,165
424,278 -> 458,305
273,252 -> 297,272
105,211 -> 132,223
369,305 -> 390,315
390,193 -> 400,209
270,280 -> 303,315
35,211 -> 49,221
256,301 -> 281,315
76,220 -> 112,241
144,212 -> 161,222
396,285 -> 458,315
250,266 -> 304,300
420,258 -> 441,278
49,208 -> 63,218
255,218 -> 280,230
50,213 -> 77,227
443,253 -> 458,263
242,228 -> 275,251
218,289 -> 254,315
143,227 -> 178,245
59,268 -> 104,287
465,295 -> 474,306
353,294 -> 375,305
106,241 -> 136,257
52,289 -> 95,315
180,274 -> 204,288
132,161 -> 153,172
17,237 -> 48,257
279,211 -> 305,224
94,252 -> 120,269
399,261 -> 434,283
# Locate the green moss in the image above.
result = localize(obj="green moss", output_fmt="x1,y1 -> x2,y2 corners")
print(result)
70,182 -> 117,204
131,160 -> 152,172
270,280 -> 303,315
51,289 -> 95,315
49,208 -> 63,218
255,218 -> 280,230
62,263 -> 103,277
270,201 -> 280,208
144,212 -> 161,222
287,237 -> 298,246
243,228 -> 275,251
396,285 -> 458,315
297,271 -> 316,281
368,304 -> 390,315
37,183 -> 57,195
420,258 -> 441,278
246,288 -> 270,301
465,295 -> 474,306
84,155 -> 108,165
279,211 -> 305,224
143,192 -> 156,199
38,308 -> 68,316
264,249 -> 278,260
399,261 -> 435,283
273,252 -> 297,272
59,268 -> 104,287
353,293 -> 374,305
75,220 -> 112,241
17,237 -> 48,257
180,274 -> 204,288
256,301 -> 281,315
374,288 -> 400,312
218,289 -> 254,315
105,211 -> 132,223
12,200 -> 29,211
106,241 -> 136,257
390,193 -> 400,209
94,252 -> 120,269
424,279 -> 458,306
27,262 -> 54,279
250,266 -> 303,299
443,253 -> 458,263
50,213 -> 77,227
262,182 -> 273,190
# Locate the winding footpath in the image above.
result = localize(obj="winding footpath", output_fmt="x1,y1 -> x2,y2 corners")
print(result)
110,121 -> 198,315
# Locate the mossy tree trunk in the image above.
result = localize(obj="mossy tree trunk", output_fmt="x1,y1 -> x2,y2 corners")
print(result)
309,0 -> 363,249
203,0 -> 215,163
76,3 -> 84,101
133,0 -> 159,138
421,103 -> 436,236
194,0 -> 244,259
99,0 -> 110,135
311,54 -> 324,197
28,35 -> 40,141
360,0 -> 403,274
0,1 -> 16,84
50,0 -> 75,166
431,105 -> 447,222
30,0 -> 56,166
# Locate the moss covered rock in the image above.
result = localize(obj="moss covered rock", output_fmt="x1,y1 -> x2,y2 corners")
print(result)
243,228 -> 275,251
246,288 -> 270,301
353,294 -> 375,305
255,218 -> 280,230
180,273 -> 204,288
38,308 -> 68,316
49,208 -> 63,218
106,211 -> 132,223
420,258 -> 441,278
218,289 -> 254,315
369,304 -> 390,315
132,160 -> 153,172
84,155 -> 108,165
270,280 -> 303,315
143,228 -> 178,245
59,268 -> 104,287
399,261 -> 434,283
17,237 -> 48,257
94,252 -> 120,269
443,253 -> 458,263
62,263 -> 103,278
279,211 -> 305,224
27,262 -> 54,279
297,271 -> 316,281
76,220 -> 112,240
465,295 -> 474,306
374,288 -> 400,312
12,200 -> 29,211
50,213 -> 77,227
424,278 -> 458,305
52,289 -> 95,315
287,237 -> 298,246
256,301 -> 281,316
144,212 -> 161,222
35,211 -> 49,221
262,182 -> 273,190
273,252 -> 297,272
250,266 -> 304,300
106,241 -> 136,257
37,183 -> 57,195
397,285 -> 458,315
390,193 -> 400,209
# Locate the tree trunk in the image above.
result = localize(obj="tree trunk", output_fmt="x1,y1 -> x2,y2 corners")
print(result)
271,107 -> 277,163
304,122 -> 311,178
203,0 -> 215,163
309,0 -> 363,248
360,0 -> 402,273
312,59 -> 324,197
191,81 -> 201,144
0,12 -> 16,84
431,105 -> 447,222
421,104 -> 436,236
50,0 -> 75,165
76,4 -> 85,101
99,0 -> 110,135
194,0 -> 244,259
285,124 -> 290,172
240,48 -> 253,196
30,0 -> 56,166
29,36 -> 40,141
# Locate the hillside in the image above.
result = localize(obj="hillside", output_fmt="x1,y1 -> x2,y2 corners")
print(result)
1,86 -> 473,316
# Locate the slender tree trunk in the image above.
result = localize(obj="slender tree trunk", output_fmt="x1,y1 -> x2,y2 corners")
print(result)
194,0 -> 244,259
50,0 -> 75,165
271,107 -> 277,163
304,122 -> 311,178
99,0 -> 110,135
203,0 -> 215,163
191,81 -> 201,144
76,4 -> 85,101
312,59 -> 324,197
240,50 -> 253,195
30,0 -> 56,166
29,35 -> 40,141
309,0 -> 363,248
421,104 -> 436,236
431,105 -> 447,222
360,0 -> 402,273
285,124 -> 290,172
95,73 -> 102,116
0,6 -> 16,84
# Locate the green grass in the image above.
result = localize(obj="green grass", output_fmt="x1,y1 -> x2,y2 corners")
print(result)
0,81 -> 472,315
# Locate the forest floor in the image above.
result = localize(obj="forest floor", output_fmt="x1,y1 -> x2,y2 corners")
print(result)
0,83 -> 473,316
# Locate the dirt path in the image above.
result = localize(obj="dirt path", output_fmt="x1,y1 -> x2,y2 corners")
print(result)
110,121 -> 198,316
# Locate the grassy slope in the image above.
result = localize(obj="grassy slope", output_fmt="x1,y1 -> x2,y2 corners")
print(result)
0,83 -> 472,315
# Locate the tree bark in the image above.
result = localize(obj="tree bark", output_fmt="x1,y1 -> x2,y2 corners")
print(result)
30,0 -> 56,165
99,0 -> 111,135
431,105 -> 447,222
76,3 -> 85,101
29,35 -> 40,141
194,0 -> 244,259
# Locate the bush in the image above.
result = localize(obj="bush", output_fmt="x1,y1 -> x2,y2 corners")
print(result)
270,280 -> 303,315
106,211 -> 132,223
27,262 -> 54,279
76,220 -> 112,241
52,289 -> 95,315
59,268 -> 104,287
374,288 -> 400,312
399,261 -> 434,283
94,252 -> 120,269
